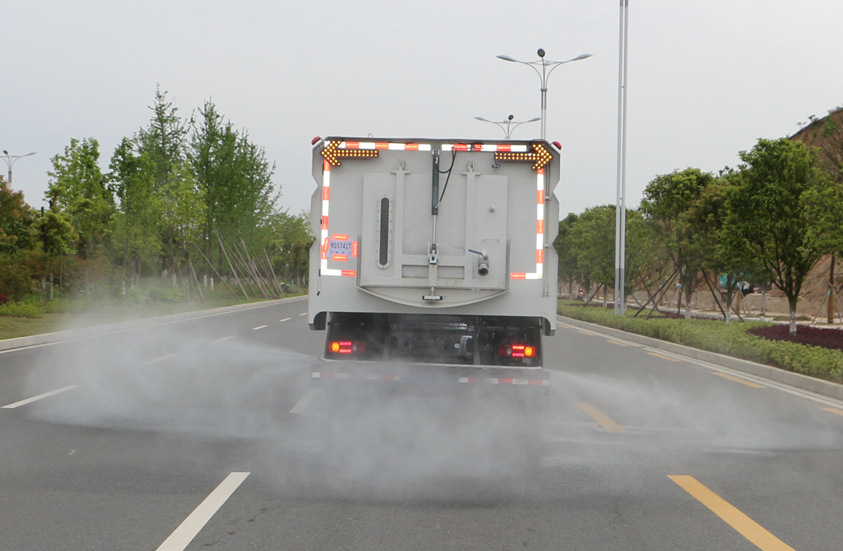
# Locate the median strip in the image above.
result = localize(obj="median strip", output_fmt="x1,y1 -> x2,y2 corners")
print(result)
156,471 -> 250,551
668,475 -> 795,551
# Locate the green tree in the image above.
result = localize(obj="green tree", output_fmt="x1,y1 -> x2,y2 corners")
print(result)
267,210 -> 313,285
624,207 -> 661,304
160,163 -> 205,260
722,138 -> 842,334
46,138 -> 115,259
108,138 -> 162,279
190,100 -> 278,267
641,168 -> 716,318
136,86 -> 193,270
568,205 -> 616,304
554,213 -> 579,297
36,209 -> 77,258
0,177 -> 37,254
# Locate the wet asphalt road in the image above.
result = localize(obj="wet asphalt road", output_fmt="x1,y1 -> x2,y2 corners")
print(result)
1,297 -> 842,550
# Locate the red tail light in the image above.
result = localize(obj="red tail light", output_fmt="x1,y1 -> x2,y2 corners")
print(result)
328,340 -> 365,355
498,343 -> 536,358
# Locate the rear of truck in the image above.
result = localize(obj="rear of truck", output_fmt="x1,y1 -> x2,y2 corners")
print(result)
307,137 -> 559,396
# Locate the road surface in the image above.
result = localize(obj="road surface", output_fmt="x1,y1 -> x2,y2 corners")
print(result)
1,297 -> 841,550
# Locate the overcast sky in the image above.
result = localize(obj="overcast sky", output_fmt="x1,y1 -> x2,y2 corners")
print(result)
4,1 -> 843,219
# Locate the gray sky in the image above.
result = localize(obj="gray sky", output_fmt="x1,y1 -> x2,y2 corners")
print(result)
4,1 -> 843,219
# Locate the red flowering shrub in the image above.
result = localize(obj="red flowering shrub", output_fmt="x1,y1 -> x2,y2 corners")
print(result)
748,324 -> 843,353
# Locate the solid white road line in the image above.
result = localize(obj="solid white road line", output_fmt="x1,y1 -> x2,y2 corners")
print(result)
155,471 -> 250,551
2,385 -> 78,409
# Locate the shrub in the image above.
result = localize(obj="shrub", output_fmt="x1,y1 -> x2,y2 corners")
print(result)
0,300 -> 46,318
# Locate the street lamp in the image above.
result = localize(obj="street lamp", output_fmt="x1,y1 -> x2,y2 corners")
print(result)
474,114 -> 541,139
497,48 -> 592,140
614,0 -> 630,315
1,150 -> 36,185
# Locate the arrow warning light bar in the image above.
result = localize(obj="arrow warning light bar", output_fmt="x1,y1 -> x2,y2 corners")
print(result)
495,142 -> 553,171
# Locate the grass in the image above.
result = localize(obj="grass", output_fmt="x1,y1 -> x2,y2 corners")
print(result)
0,313 -> 70,340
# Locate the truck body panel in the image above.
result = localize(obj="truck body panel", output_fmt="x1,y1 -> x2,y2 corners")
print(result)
308,137 -> 559,385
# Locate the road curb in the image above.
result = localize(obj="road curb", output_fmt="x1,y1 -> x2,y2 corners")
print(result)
559,315 -> 843,402
0,296 -> 305,353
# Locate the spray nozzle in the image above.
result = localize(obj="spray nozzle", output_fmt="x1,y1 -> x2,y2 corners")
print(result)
468,249 -> 490,276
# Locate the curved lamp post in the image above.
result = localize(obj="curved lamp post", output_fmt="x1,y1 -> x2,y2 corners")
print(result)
497,49 -> 591,140
1,150 -> 36,185
474,114 -> 541,139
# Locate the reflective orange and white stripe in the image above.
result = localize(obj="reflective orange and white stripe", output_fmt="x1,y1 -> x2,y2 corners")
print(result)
510,167 -> 546,280
319,159 -> 354,277
441,143 -> 529,153
339,141 -> 433,152
320,140 -> 546,280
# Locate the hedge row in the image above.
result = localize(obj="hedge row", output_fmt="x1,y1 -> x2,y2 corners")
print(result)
557,302 -> 843,384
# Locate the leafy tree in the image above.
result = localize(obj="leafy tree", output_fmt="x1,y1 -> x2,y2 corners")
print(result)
554,213 -> 579,297
266,210 -> 313,285
686,172 -> 768,323
136,86 -> 193,270
0,177 -> 37,254
46,138 -> 115,259
136,85 -> 189,189
568,205 -> 616,303
624,208 -> 661,303
36,209 -> 77,258
190,100 -> 278,266
641,168 -> 715,318
721,138 -> 842,334
108,137 -> 162,279
159,163 -> 205,259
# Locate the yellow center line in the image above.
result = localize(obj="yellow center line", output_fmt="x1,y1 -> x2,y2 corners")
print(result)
668,475 -> 795,551
577,402 -> 625,433
606,338 -> 630,347
577,330 -> 597,336
713,372 -> 766,389
823,407 -> 843,417
647,351 -> 682,362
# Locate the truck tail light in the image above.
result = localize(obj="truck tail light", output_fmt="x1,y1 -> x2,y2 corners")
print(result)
329,340 -> 366,355
498,343 -> 536,358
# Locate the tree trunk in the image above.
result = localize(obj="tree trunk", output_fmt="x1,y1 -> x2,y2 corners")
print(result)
829,255 -> 836,324
788,296 -> 799,336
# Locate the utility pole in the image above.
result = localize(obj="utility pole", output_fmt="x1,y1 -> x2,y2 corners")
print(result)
614,0 -> 630,314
